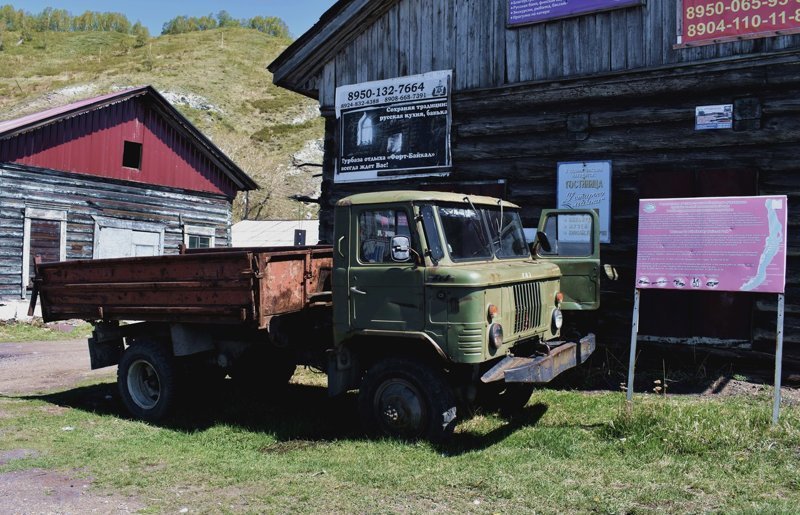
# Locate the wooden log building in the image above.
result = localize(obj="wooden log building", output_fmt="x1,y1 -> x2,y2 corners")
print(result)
269,0 -> 800,359
0,86 -> 257,318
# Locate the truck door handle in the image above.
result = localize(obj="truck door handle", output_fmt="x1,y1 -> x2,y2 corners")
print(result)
350,286 -> 367,295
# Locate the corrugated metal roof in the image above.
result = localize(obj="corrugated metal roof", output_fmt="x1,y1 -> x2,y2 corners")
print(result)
0,87 -> 148,136
232,220 -> 320,247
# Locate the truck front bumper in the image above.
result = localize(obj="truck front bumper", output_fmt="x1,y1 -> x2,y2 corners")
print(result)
480,333 -> 596,384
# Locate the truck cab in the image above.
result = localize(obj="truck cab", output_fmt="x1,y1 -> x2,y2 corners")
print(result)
330,191 -> 600,440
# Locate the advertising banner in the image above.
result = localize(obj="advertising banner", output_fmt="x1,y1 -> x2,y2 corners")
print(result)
678,0 -> 800,47
334,71 -> 452,183
557,161 -> 612,243
508,0 -> 643,26
635,196 -> 787,293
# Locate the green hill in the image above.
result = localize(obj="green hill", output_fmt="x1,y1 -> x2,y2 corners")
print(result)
0,27 -> 322,221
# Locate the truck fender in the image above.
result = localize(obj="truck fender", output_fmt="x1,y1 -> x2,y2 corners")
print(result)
327,331 -> 451,397
170,324 -> 214,357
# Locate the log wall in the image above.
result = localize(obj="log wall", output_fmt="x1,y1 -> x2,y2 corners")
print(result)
0,164 -> 232,300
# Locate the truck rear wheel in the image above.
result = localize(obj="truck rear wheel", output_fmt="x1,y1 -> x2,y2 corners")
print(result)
358,358 -> 457,442
118,341 -> 177,422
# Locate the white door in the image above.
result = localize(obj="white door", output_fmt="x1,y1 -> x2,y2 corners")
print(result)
96,227 -> 161,258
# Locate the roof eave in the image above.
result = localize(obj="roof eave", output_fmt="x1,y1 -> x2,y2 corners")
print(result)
268,0 -> 399,100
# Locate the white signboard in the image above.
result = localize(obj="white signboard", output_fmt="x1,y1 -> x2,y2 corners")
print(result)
557,161 -> 611,243
695,104 -> 733,130
334,70 -> 453,183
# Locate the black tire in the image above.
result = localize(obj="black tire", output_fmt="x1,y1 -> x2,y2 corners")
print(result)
358,358 -> 457,442
476,382 -> 535,417
117,340 -> 178,422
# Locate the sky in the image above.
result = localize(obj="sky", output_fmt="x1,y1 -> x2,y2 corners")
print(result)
13,0 -> 338,38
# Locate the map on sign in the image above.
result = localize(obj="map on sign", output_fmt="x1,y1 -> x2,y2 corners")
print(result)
635,196 -> 787,294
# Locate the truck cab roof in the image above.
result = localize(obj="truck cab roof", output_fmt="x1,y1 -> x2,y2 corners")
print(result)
337,190 -> 520,209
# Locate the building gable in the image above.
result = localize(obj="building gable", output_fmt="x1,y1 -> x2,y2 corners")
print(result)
0,86 -> 257,199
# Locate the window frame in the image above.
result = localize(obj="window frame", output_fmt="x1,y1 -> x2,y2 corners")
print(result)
183,225 -> 216,249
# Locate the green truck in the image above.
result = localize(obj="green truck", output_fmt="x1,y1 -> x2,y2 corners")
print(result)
32,191 -> 600,441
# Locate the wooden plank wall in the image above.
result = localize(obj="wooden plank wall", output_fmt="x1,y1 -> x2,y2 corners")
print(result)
318,0 -> 800,107
0,164 -> 232,300
316,54 -> 800,357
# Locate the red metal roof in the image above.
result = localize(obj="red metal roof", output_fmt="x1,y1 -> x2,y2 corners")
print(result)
0,86 -> 258,195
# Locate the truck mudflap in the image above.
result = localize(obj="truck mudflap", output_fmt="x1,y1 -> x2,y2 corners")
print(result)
480,334 -> 596,384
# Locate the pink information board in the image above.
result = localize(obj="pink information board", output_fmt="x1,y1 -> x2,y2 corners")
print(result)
635,196 -> 787,294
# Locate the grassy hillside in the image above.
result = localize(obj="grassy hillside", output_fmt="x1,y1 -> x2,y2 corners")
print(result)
0,28 -> 323,221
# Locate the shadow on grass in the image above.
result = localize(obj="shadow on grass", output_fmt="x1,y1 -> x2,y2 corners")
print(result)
440,403 -> 548,456
19,380 -> 547,451
548,343 -> 795,396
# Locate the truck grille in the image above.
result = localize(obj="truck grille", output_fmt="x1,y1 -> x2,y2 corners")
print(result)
512,281 -> 543,334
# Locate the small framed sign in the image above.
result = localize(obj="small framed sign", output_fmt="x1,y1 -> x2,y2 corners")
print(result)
557,161 -> 612,243
695,104 -> 733,130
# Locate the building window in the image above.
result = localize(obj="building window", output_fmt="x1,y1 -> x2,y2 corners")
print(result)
188,235 -> 211,249
122,140 -> 143,169
22,207 -> 67,299
183,225 -> 216,250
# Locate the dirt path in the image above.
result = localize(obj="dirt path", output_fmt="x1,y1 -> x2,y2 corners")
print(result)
0,339 -> 116,395
0,340 -> 140,513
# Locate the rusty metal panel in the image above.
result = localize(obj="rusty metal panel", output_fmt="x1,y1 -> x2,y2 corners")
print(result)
481,334 -> 596,384
34,246 -> 334,327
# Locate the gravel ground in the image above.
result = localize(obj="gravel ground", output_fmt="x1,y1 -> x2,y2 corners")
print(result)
0,339 -> 141,514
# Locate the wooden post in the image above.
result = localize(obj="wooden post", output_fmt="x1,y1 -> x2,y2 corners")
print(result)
626,288 -> 641,404
773,293 -> 785,426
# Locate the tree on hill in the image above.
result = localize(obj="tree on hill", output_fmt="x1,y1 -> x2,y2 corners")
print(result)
248,16 -> 289,38
160,11 -> 289,37
131,21 -> 149,47
0,4 -> 142,36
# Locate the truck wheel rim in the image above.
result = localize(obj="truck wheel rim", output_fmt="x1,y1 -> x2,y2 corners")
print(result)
374,378 -> 426,438
127,359 -> 161,410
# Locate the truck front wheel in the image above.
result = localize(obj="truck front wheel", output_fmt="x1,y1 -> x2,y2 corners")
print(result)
118,341 -> 177,422
358,358 -> 457,442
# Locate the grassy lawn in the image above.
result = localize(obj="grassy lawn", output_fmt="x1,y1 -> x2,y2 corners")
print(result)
1,368 -> 798,513
0,320 -> 92,342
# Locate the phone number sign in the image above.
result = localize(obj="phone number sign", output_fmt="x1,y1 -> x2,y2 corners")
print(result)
679,0 -> 800,46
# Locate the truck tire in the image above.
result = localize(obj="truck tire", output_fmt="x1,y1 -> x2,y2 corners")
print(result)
118,341 -> 177,422
358,358 -> 457,442
476,382 -> 535,417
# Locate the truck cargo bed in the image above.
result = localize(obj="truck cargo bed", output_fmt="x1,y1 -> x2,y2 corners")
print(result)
31,246 -> 333,327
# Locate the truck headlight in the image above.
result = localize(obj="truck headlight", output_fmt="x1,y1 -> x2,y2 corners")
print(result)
551,309 -> 563,332
488,323 -> 503,349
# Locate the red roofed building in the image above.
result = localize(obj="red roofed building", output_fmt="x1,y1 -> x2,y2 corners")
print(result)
0,86 -> 258,317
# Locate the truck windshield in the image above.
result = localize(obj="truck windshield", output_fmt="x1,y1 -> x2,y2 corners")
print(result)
437,204 -> 529,261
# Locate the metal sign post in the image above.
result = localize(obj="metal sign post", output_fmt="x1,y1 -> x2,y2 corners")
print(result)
626,289 -> 640,404
773,293 -> 785,426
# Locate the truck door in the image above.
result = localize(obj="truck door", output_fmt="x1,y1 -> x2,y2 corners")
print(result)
348,207 -> 425,331
536,210 -> 601,310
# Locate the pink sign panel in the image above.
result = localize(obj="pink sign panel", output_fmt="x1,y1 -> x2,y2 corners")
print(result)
636,196 -> 787,294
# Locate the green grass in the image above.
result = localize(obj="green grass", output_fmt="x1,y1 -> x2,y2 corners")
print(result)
1,370 -> 798,513
0,320 -> 92,342
0,28 -> 322,221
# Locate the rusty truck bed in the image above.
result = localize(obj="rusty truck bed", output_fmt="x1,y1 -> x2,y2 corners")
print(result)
31,246 -> 333,328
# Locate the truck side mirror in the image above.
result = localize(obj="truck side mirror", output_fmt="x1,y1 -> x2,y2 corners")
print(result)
533,230 -> 552,254
391,236 -> 411,262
